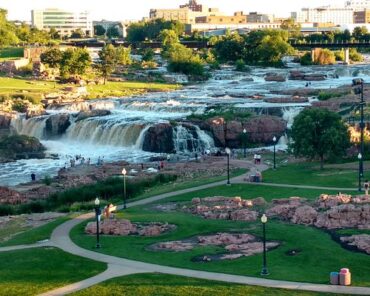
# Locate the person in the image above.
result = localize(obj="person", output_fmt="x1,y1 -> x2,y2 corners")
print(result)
31,173 -> 36,182
253,154 -> 257,164
141,163 -> 144,170
365,180 -> 369,195
160,161 -> 164,169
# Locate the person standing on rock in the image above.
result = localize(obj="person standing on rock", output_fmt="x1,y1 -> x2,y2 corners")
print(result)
364,180 -> 369,195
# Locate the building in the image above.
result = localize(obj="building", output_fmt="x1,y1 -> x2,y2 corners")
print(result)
149,0 -> 221,24
247,12 -> 274,23
292,7 -> 354,25
354,9 -> 370,22
31,9 -> 93,38
195,11 -> 247,24
186,22 -> 282,35
345,0 -> 370,10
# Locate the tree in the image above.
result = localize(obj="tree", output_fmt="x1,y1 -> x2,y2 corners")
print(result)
353,26 -> 368,41
107,26 -> 120,38
115,46 -> 132,66
141,48 -> 155,62
213,32 -> 246,62
60,48 -> 91,78
70,29 -> 85,39
40,48 -> 63,68
281,18 -> 301,38
97,44 -> 117,84
290,108 -> 350,169
159,29 -> 179,52
0,9 -> 18,46
94,25 -> 106,36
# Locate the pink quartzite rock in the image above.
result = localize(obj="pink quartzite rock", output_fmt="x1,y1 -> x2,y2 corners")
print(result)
340,234 -> 370,254
291,206 -> 318,225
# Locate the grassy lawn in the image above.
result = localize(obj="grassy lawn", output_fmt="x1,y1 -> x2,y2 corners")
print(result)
70,186 -> 369,286
86,81 -> 180,99
263,162 -> 370,188
131,168 -> 247,202
71,273 -> 342,296
0,77 -> 61,94
0,216 -> 70,247
0,247 -> 106,296
0,47 -> 24,62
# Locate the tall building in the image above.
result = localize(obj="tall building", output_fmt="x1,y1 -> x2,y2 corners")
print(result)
291,7 -> 354,25
196,11 -> 247,24
247,12 -> 274,23
31,9 -> 93,38
354,9 -> 370,22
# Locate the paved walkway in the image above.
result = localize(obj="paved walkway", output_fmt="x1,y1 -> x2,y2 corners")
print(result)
2,159 -> 369,295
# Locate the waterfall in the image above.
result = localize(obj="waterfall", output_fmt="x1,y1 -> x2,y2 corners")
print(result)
65,117 -> 146,147
10,115 -> 47,139
46,100 -> 118,112
173,124 -> 214,153
282,107 -> 303,129
135,125 -> 151,149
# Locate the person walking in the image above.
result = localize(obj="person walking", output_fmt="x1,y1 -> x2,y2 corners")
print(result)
364,180 -> 369,196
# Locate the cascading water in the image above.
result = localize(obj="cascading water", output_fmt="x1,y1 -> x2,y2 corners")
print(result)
10,115 -> 47,139
173,124 -> 214,153
282,107 -> 303,129
65,117 -> 146,147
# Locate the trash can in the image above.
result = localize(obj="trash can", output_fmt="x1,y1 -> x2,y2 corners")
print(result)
330,272 -> 339,285
339,269 -> 351,286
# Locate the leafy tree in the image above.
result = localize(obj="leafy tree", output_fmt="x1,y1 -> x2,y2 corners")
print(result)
60,48 -> 91,78
300,52 -> 313,65
70,29 -> 85,39
352,26 -> 368,41
141,48 -> 155,62
49,28 -> 60,40
314,48 -> 335,65
349,48 -> 364,62
290,108 -> 350,169
115,46 -> 132,65
281,18 -> 301,38
94,25 -> 106,36
97,44 -> 117,84
0,9 -> 18,46
160,29 -> 179,52
40,48 -> 63,68
213,32 -> 245,62
107,26 -> 120,38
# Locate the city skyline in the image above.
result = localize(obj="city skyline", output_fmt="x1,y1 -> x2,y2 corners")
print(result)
2,0 -> 348,21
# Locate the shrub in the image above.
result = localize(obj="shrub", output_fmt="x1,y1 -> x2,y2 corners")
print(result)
300,52 -> 313,65
42,175 -> 52,186
235,59 -> 246,72
349,48 -> 364,62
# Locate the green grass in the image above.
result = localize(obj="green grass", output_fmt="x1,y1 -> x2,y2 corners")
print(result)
71,273 -> 342,296
0,47 -> 24,62
0,216 -> 70,247
70,185 -> 369,286
86,81 -> 180,99
132,168 -> 246,201
263,162 -> 369,188
0,247 -> 106,296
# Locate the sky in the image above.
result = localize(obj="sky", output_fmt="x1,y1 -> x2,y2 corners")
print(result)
1,0 -> 346,22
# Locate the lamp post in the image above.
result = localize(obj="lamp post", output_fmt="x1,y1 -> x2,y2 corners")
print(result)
225,147 -> 231,186
261,213 -> 269,276
358,153 -> 362,192
94,197 -> 101,249
273,136 -> 277,170
353,78 -> 365,180
122,168 -> 127,209
242,129 -> 247,158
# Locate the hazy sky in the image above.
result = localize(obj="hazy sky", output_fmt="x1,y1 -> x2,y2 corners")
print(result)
2,0 -> 346,21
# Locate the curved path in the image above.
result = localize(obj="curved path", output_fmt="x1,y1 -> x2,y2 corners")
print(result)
1,160 -> 368,295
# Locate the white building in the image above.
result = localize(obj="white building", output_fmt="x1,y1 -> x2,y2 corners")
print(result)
292,7 -> 354,25
31,9 -> 93,38
345,0 -> 370,10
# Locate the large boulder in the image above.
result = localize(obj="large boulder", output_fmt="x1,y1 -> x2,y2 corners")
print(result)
45,114 -> 71,138
75,109 -> 111,122
264,73 -> 286,82
291,206 -> 318,225
0,112 -> 13,129
244,116 -> 287,144
0,135 -> 45,161
142,123 -> 174,153
0,187 -> 26,204
340,234 -> 370,254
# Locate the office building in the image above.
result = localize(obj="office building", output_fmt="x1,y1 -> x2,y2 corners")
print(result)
31,8 -> 93,38
292,7 -> 354,25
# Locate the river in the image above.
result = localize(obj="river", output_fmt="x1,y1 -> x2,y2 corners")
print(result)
2,63 -> 370,186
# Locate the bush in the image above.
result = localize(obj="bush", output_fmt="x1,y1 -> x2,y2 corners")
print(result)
235,59 -> 246,72
350,48 -> 364,62
42,175 -> 52,186
300,52 -> 313,65
335,50 -> 345,61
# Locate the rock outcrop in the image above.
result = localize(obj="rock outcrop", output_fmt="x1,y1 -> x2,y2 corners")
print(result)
0,187 -> 26,204
0,135 -> 45,161
340,234 -> 370,254
264,73 -> 286,82
75,110 -> 111,122
289,71 -> 326,81
142,123 -> 174,153
45,114 -> 71,137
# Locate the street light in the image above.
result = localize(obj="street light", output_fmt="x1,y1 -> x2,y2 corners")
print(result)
353,78 -> 365,180
225,147 -> 231,186
122,168 -> 127,209
261,213 -> 269,276
358,153 -> 363,192
94,197 -> 101,249
273,136 -> 277,170
243,129 -> 247,158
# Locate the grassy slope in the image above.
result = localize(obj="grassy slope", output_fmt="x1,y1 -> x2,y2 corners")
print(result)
0,247 -> 106,296
0,216 -> 70,247
71,273 -> 342,296
263,162 -> 370,188
71,186 -> 369,286
0,47 -> 24,62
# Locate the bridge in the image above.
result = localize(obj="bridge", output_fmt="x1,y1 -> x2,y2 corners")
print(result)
290,41 -> 370,64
